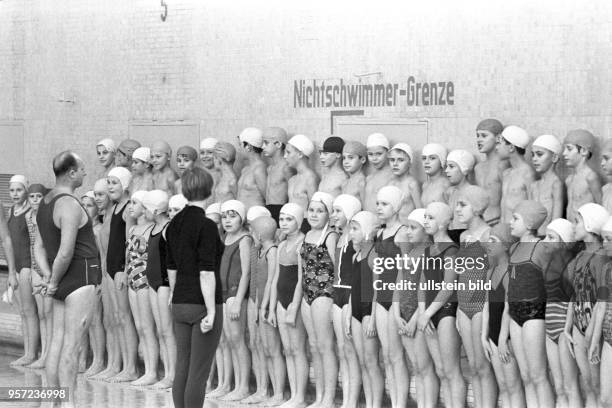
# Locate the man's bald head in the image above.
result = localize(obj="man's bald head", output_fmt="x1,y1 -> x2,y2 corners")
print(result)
152,141 -> 172,156
53,151 -> 82,177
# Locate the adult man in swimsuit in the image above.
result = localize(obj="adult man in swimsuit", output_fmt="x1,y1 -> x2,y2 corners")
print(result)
34,151 -> 102,407
286,134 -> 319,232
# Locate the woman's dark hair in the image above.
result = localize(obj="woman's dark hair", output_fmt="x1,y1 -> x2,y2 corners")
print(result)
181,167 -> 213,201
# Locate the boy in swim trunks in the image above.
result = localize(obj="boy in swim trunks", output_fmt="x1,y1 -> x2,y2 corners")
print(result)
529,135 -> 564,236
285,134 -> 319,233
364,133 -> 393,213
474,119 -> 509,225
238,128 -> 268,209
151,141 -> 178,195
318,136 -> 347,198
262,127 -> 294,225
421,143 -> 450,206
213,142 -> 239,203
497,126 -> 535,224
341,141 -> 367,203
563,129 -> 602,222
387,143 -> 422,225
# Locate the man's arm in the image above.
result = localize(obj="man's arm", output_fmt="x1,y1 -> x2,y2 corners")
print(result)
0,203 -> 17,287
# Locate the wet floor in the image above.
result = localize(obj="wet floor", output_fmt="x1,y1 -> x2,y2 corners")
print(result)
0,352 -> 176,408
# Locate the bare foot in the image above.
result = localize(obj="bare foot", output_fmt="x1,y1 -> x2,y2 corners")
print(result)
151,377 -> 173,390
107,370 -> 139,383
26,356 -> 47,369
207,386 -> 231,399
84,362 -> 105,378
241,391 -> 269,404
90,367 -> 120,381
220,389 -> 251,402
280,400 -> 307,408
131,373 -> 158,386
10,355 -> 36,367
305,401 -> 321,408
262,394 -> 287,407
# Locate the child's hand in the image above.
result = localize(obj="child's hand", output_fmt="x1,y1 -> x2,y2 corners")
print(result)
227,298 -> 240,320
267,311 -> 277,328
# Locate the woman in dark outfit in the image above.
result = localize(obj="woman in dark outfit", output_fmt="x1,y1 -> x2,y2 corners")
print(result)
166,167 -> 224,408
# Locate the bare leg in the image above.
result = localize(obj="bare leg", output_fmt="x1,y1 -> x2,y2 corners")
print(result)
28,289 -> 49,369
220,299 -> 252,401
332,305 -> 348,408
85,287 -> 105,377
58,285 -> 96,408
600,343 -> 612,408
152,287 -> 176,389
341,306 -> 362,408
12,269 -> 39,366
261,312 -> 287,406
301,299 -> 323,408
573,327 -> 598,408
402,325 -> 437,408
312,297 -> 338,408
558,334 -> 581,408
131,288 -> 159,386
91,275 -> 121,380
108,279 -> 138,383
243,298 -> 268,403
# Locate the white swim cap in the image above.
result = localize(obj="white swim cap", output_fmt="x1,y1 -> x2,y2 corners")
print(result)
288,134 -> 315,157
407,208 -> 427,228
82,191 -> 95,200
426,201 -> 453,227
366,133 -> 390,149
546,218 -> 574,243
422,143 -> 448,166
143,190 -> 169,213
333,194 -> 362,222
501,126 -> 530,149
200,137 -> 219,150
221,199 -> 246,223
132,147 -> 151,163
131,190 -> 147,204
108,167 -> 132,192
532,134 -> 562,156
9,175 -> 29,189
280,202 -> 304,226
169,194 -> 188,210
96,138 -> 117,152
206,202 -> 221,216
446,149 -> 476,174
246,205 -> 272,223
350,211 -> 379,241
577,203 -> 609,236
377,185 -> 404,213
239,128 -> 264,148
311,191 -> 335,214
93,178 -> 109,193
390,143 -> 414,163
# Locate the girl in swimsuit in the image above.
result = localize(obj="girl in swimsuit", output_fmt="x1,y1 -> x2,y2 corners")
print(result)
8,175 -> 39,367
268,203 -> 308,408
25,183 -> 52,370
345,211 -> 384,408
541,219 -> 581,408
392,208 -> 436,408
299,191 -> 339,408
244,206 -> 273,404
125,190 -> 158,386
454,185 -> 496,408
330,194 -> 361,408
90,178 -> 122,381
217,200 -> 252,402
481,223 -> 525,408
418,201 -> 464,408
143,190 -> 176,390
591,217 -> 612,408
564,203 -> 609,408
507,200 -> 554,408
106,167 -> 139,383
81,191 -> 106,377
373,185 -> 410,408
